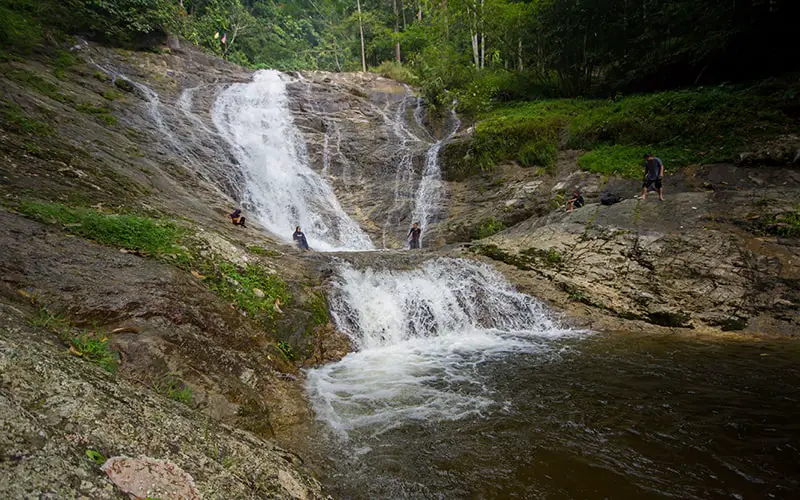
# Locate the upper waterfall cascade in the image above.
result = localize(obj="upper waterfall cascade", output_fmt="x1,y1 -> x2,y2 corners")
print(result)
212,70 -> 374,252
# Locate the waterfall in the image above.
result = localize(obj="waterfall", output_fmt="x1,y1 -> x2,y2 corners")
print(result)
381,94 -> 422,248
410,106 -> 461,241
306,258 -> 574,437
212,70 -> 374,252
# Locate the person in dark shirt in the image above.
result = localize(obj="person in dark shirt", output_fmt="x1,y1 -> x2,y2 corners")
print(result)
641,153 -> 665,201
229,208 -> 247,227
566,190 -> 584,212
293,226 -> 310,250
407,222 -> 422,249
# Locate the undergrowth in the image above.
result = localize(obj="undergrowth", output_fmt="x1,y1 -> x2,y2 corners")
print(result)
448,80 -> 799,178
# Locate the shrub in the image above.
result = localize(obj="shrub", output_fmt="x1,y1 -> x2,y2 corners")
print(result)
473,217 -> 506,239
371,61 -> 418,85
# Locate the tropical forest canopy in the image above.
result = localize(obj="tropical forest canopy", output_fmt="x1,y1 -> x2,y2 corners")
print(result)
2,0 -> 798,109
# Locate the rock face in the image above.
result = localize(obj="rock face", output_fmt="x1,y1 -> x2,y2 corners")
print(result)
451,161 -> 800,335
286,72 -> 436,248
0,302 -> 322,499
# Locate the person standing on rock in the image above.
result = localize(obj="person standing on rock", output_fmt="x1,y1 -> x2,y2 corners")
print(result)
407,222 -> 422,249
642,153 -> 665,201
293,226 -> 310,250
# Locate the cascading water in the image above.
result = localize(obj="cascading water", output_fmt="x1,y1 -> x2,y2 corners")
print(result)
212,70 -> 374,251
306,257 -> 575,438
410,106 -> 461,241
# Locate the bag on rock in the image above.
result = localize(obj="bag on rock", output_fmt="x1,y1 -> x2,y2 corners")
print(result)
600,192 -> 622,206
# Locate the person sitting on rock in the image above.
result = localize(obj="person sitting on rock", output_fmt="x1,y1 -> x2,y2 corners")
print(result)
642,153 -> 665,201
566,190 -> 584,212
229,208 -> 247,227
293,226 -> 310,250
407,222 -> 422,249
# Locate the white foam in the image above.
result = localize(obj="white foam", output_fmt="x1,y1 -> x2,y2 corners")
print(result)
306,258 -> 579,438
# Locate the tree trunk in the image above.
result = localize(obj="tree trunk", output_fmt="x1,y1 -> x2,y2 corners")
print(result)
417,0 -> 422,20
401,0 -> 407,29
471,1 -> 479,68
357,0 -> 367,72
518,37 -> 523,71
480,0 -> 485,69
393,0 -> 401,62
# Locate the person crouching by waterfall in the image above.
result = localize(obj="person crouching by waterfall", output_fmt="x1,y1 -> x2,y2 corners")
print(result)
229,208 -> 247,227
407,222 -> 422,249
293,226 -> 310,251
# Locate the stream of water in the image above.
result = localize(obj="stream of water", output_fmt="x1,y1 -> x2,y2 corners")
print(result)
305,258 -> 800,498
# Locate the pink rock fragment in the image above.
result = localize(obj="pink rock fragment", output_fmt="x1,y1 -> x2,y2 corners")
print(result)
101,456 -> 199,500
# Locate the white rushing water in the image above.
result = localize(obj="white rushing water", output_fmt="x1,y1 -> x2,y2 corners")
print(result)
212,70 -> 374,251
306,258 -> 576,438
410,106 -> 461,242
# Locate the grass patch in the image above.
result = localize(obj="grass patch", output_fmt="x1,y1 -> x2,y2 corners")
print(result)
154,374 -> 193,405
276,341 -> 295,361
32,306 -> 69,329
450,81 -> 799,178
246,245 -> 281,258
18,201 -> 188,256
202,262 -> 291,323
102,90 -> 124,100
68,332 -> 119,372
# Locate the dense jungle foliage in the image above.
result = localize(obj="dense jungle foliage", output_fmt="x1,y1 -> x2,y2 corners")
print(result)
2,0 -> 798,110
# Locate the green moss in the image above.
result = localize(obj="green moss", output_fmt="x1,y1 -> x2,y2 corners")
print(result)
471,244 -> 563,270
18,201 -> 188,256
8,68 -> 72,103
307,292 -> 329,327
276,341 -> 295,361
1,100 -> 53,135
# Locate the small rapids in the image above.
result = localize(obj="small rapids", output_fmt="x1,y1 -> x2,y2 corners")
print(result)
212,70 -> 374,251
306,258 -> 576,437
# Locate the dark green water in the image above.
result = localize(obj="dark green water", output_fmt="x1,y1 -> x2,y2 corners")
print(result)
310,333 -> 800,499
